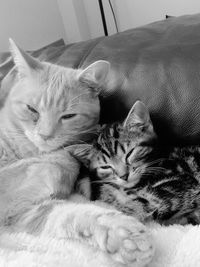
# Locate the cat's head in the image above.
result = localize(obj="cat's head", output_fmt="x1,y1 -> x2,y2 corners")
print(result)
72,101 -> 157,186
6,39 -> 110,152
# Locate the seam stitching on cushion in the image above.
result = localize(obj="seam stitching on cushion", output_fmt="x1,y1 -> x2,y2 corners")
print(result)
78,37 -> 105,68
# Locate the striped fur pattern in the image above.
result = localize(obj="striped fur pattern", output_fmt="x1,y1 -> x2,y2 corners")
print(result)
75,101 -> 200,225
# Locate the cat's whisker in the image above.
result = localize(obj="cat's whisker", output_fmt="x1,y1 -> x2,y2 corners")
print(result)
145,158 -> 166,167
5,129 -> 24,136
61,127 -> 98,135
69,92 -> 90,103
68,92 -> 91,107
149,168 -> 167,173
67,101 -> 92,110
144,169 -> 165,173
143,170 -> 166,175
146,167 -> 167,172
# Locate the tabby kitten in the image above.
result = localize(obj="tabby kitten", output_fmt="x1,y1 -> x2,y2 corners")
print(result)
74,101 -> 200,225
0,40 -> 154,267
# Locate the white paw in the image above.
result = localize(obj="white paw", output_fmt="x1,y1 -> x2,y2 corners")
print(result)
93,213 -> 154,266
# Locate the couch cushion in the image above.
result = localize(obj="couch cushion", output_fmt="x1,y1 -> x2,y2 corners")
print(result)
2,14 -> 200,145
81,14 -> 200,145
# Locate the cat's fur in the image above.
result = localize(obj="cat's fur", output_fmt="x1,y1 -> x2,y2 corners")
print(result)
0,40 -> 154,266
74,101 -> 200,225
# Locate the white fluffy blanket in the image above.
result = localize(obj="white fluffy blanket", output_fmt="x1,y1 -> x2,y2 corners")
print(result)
0,223 -> 199,267
149,224 -> 200,267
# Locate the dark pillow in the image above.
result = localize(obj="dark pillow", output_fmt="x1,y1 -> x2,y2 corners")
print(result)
2,14 -> 200,145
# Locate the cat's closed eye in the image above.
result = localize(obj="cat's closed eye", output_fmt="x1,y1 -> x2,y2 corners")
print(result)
26,104 -> 39,122
61,114 -> 77,120
101,166 -> 112,169
97,165 -> 114,178
125,148 -> 135,163
26,104 -> 38,114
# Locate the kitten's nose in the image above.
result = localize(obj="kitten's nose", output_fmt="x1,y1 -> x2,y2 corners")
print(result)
120,173 -> 129,181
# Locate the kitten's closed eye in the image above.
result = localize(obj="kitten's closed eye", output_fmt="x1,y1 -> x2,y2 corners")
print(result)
98,166 -> 113,178
126,148 -> 135,163
61,114 -> 77,120
101,166 -> 112,169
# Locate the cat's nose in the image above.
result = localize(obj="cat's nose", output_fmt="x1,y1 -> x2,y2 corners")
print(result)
120,173 -> 129,181
39,133 -> 51,141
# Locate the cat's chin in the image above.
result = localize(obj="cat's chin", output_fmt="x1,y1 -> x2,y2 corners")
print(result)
25,132 -> 58,152
28,138 -> 59,153
30,142 -> 54,153
37,145 -> 56,153
35,141 -> 64,153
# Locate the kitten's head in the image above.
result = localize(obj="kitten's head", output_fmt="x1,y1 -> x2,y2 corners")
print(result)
6,39 -> 110,152
73,101 -> 157,186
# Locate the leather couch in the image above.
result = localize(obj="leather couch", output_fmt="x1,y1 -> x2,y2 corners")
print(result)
1,13 -> 200,145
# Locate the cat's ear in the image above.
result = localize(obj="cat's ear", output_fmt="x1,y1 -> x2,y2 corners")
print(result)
78,60 -> 110,92
9,38 -> 43,78
70,144 -> 95,167
123,101 -> 152,127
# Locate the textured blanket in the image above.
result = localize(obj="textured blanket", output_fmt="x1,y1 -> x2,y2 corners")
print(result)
0,223 -> 199,267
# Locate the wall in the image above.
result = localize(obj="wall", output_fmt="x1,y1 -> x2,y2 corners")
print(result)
82,0 -> 200,38
0,0 -> 67,51
1,0 -> 200,52
57,0 -> 91,43
114,0 -> 200,30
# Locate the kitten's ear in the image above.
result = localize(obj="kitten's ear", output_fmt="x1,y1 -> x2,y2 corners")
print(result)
123,101 -> 151,127
70,144 -> 95,167
78,60 -> 110,91
9,38 -> 43,78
